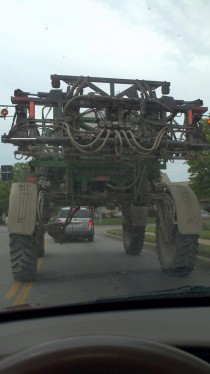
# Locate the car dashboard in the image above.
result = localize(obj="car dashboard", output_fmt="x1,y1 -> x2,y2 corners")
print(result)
0,298 -> 210,372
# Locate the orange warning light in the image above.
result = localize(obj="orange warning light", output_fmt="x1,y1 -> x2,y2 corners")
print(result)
1,108 -> 8,117
206,118 -> 210,125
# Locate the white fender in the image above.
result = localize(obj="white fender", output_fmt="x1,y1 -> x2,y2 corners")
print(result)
167,184 -> 202,234
7,183 -> 37,235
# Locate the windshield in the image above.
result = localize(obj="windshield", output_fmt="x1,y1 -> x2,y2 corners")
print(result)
0,0 -> 210,313
59,209 -> 91,219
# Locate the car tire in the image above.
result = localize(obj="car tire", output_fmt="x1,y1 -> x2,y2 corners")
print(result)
88,235 -> 94,242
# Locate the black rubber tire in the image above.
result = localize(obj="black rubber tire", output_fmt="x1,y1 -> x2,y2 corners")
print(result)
156,223 -> 198,276
9,234 -> 38,282
35,227 -> 45,257
88,235 -> 94,242
122,224 -> 145,255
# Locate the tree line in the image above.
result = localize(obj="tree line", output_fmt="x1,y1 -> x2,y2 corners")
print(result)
188,119 -> 210,199
0,162 -> 27,222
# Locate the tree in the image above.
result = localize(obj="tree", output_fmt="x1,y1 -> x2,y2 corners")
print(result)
0,180 -> 11,216
0,162 -> 28,220
187,119 -> 210,198
12,162 -> 28,182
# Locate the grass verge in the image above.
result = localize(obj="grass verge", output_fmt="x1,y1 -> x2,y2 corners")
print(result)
94,218 -> 122,225
200,230 -> 210,240
95,217 -> 156,226
106,228 -> 210,258
198,244 -> 210,259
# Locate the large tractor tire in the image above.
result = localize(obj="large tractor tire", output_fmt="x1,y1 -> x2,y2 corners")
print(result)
9,234 -> 38,282
122,223 -> 145,255
156,223 -> 198,277
35,227 -> 45,257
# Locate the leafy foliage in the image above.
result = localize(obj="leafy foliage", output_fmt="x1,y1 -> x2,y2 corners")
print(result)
0,162 -> 28,216
188,119 -> 210,198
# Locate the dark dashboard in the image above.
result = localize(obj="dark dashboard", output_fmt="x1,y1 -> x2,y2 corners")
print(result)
0,298 -> 210,372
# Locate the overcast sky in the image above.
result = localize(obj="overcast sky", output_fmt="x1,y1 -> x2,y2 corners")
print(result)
0,0 -> 210,181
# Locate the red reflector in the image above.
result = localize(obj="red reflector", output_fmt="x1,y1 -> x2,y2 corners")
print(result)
29,101 -> 35,119
188,109 -> 193,125
26,176 -> 38,181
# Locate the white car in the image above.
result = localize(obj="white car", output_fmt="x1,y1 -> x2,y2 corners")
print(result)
200,210 -> 210,220
55,207 -> 94,242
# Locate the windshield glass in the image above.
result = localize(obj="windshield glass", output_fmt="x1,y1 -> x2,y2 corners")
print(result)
59,209 -> 91,219
0,0 -> 210,312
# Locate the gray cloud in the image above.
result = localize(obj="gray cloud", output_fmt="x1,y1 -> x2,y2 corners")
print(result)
0,0 -> 209,180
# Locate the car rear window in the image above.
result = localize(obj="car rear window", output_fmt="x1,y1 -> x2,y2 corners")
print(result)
59,209 -> 91,218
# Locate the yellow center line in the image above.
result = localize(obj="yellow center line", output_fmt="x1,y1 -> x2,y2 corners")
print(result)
5,249 -> 46,305
11,258 -> 44,306
37,257 -> 44,271
12,282 -> 32,306
5,281 -> 21,300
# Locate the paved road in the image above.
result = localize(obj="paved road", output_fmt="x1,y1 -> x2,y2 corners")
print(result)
0,225 -> 210,310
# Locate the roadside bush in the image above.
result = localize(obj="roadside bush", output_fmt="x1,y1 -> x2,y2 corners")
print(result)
202,221 -> 210,230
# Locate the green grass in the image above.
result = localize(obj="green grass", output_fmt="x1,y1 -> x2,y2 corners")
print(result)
200,230 -> 210,240
146,217 -> 156,224
145,225 -> 156,233
198,244 -> 210,258
106,226 -> 156,235
144,233 -> 156,244
95,218 -> 122,225
145,225 -> 210,240
106,228 -> 210,256
107,228 -> 156,241
95,216 -> 156,226
143,224 -> 210,240
202,221 -> 210,230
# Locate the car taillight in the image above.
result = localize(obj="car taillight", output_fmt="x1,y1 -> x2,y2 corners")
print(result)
88,219 -> 94,228
56,219 -> 62,223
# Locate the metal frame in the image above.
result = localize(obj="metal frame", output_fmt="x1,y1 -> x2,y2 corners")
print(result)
1,74 -> 209,209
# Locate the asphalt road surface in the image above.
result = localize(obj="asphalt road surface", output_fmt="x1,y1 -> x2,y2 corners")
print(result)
0,225 -> 210,311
